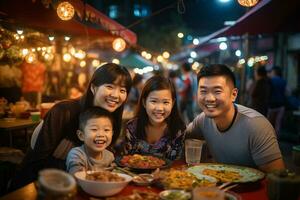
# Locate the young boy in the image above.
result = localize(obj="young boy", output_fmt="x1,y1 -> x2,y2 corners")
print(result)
66,107 -> 115,174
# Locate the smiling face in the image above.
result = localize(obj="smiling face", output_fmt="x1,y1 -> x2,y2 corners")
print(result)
91,79 -> 128,112
77,117 -> 113,159
144,89 -> 174,125
197,76 -> 238,120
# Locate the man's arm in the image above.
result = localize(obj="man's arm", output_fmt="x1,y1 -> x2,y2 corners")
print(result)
258,158 -> 285,173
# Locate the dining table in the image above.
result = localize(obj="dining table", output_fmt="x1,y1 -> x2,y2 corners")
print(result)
0,118 -> 40,147
0,160 -> 274,200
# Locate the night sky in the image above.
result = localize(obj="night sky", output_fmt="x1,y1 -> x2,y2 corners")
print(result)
88,0 -> 246,36
88,0 -> 247,51
179,0 -> 246,35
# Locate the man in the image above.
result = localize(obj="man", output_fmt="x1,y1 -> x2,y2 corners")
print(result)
250,65 -> 271,116
267,66 -> 287,136
179,63 -> 196,122
186,64 -> 285,172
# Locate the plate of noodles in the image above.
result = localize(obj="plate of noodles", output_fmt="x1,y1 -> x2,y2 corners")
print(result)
115,154 -> 171,173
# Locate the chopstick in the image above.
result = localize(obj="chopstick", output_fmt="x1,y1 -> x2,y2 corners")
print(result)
218,182 -> 238,192
222,183 -> 238,192
114,166 -> 137,177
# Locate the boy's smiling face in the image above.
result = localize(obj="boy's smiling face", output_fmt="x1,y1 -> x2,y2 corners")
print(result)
77,117 -> 113,159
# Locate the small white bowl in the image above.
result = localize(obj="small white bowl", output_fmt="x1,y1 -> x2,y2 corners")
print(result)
159,189 -> 191,200
132,173 -> 154,186
74,171 -> 132,197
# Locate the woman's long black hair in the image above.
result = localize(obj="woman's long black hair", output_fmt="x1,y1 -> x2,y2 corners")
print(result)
80,63 -> 132,144
135,75 -> 185,140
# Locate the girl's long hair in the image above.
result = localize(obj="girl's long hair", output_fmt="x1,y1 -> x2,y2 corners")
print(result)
135,75 -> 185,140
80,63 -> 132,144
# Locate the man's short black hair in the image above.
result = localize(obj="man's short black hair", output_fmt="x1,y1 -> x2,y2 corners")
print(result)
79,107 -> 115,131
256,66 -> 267,77
272,66 -> 282,77
197,64 -> 236,87
181,62 -> 191,72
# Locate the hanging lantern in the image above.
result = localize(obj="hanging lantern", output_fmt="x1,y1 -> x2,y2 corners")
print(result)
237,0 -> 259,7
112,38 -> 126,52
57,1 -> 75,21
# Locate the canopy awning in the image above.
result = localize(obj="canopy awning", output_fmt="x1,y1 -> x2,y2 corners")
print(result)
196,0 -> 300,44
171,0 -> 300,62
120,53 -> 154,69
0,0 -> 137,45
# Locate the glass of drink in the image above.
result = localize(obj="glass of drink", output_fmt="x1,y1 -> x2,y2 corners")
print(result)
185,139 -> 204,165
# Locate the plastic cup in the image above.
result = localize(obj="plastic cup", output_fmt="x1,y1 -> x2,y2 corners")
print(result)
185,139 -> 204,165
30,112 -> 41,122
37,169 -> 76,199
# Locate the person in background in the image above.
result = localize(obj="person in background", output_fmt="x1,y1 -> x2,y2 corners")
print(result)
66,107 -> 115,174
122,75 -> 186,160
69,85 -> 83,99
126,73 -> 144,112
0,63 -> 22,104
267,66 -> 287,136
169,70 -> 183,108
10,63 -> 132,190
250,65 -> 271,116
186,64 -> 285,172
43,72 -> 63,102
179,63 -> 195,122
20,56 -> 46,107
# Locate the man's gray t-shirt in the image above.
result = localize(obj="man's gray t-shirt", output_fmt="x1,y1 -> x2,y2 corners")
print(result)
186,104 -> 282,168
66,145 -> 114,174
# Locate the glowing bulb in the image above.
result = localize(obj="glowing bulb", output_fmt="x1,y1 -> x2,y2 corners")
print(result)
141,51 -> 147,57
17,29 -> 23,35
238,0 -> 259,7
112,58 -> 120,64
112,38 -> 126,52
92,59 -> 100,67
157,55 -> 163,62
177,32 -> 184,38
235,50 -> 242,57
219,42 -> 227,50
162,51 -> 170,59
63,53 -> 72,62
56,1 -> 75,21
64,36 -> 71,41
80,61 -> 86,67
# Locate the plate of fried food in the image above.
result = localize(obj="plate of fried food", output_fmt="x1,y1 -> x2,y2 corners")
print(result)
156,169 -> 217,190
115,154 -> 171,173
187,163 -> 265,183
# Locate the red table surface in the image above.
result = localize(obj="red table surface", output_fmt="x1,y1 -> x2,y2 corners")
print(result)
2,160 -> 289,200
76,160 -> 270,200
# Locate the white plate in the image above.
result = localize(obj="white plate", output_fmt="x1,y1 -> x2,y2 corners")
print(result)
187,163 -> 265,183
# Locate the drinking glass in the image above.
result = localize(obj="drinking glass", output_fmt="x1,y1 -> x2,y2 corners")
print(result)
185,139 -> 204,165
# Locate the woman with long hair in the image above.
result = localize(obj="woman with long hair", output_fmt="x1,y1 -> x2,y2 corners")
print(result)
11,63 -> 132,189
